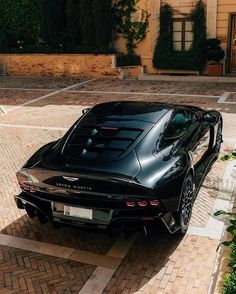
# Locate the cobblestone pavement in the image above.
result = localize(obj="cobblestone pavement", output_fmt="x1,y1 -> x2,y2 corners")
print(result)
0,77 -> 235,293
0,245 -> 95,294
103,231 -> 219,294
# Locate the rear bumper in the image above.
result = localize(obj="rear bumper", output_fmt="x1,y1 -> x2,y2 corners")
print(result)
15,191 -> 166,230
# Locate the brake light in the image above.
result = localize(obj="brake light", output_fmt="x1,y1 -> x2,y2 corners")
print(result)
126,201 -> 136,207
126,199 -> 160,208
19,182 -> 31,190
17,170 -> 34,191
137,201 -> 147,207
101,127 -> 118,131
142,217 -> 154,221
150,200 -> 159,206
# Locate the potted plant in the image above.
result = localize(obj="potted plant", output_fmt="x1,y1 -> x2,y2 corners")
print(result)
207,38 -> 225,76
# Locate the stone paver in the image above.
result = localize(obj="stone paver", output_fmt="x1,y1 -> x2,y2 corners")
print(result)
190,159 -> 226,227
0,77 -> 235,294
0,90 -> 51,112
103,231 -> 218,294
0,127 -> 115,254
0,244 -> 95,294
0,76 -> 85,89
228,92 -> 236,102
0,104 -> 84,128
72,79 -> 236,96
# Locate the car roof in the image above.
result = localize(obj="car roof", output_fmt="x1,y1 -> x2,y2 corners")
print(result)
90,101 -> 202,123
62,101 -> 201,162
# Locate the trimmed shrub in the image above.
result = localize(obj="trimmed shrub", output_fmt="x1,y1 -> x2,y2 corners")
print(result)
207,38 -> 225,63
0,0 -> 42,48
116,54 -> 141,67
41,0 -> 67,47
66,0 -> 81,45
152,4 -> 173,69
92,0 -> 113,50
190,0 -> 207,69
153,0 -> 207,71
0,0 -> 114,53
79,0 -> 96,46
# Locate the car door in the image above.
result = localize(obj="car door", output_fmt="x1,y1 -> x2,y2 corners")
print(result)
188,114 -> 211,167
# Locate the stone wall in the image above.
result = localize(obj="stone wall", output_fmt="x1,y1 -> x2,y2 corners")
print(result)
0,54 -> 119,78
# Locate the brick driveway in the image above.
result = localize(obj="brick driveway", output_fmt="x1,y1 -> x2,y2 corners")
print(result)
0,77 -> 235,293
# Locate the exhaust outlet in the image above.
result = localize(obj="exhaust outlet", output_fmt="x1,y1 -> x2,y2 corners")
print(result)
25,204 -> 36,219
160,212 -> 180,234
37,210 -> 48,224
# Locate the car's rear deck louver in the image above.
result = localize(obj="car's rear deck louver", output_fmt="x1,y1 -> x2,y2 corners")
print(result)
64,118 -> 144,161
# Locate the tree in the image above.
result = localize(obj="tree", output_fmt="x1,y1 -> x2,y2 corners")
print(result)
190,0 -> 207,69
0,0 -> 42,48
66,0 -> 81,45
41,0 -> 67,47
79,0 -> 96,46
92,0 -> 113,50
152,4 -> 173,69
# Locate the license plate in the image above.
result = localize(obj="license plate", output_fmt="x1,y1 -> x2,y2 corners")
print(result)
64,206 -> 93,220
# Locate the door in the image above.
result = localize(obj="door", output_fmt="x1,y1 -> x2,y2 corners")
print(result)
230,15 -> 236,73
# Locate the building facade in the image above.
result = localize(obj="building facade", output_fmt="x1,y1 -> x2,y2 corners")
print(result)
115,0 -> 236,75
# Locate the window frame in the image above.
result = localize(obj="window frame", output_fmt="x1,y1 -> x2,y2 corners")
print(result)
172,18 -> 193,52
163,109 -> 197,140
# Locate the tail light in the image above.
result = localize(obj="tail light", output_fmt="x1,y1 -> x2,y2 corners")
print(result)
126,199 -> 160,208
126,201 -> 136,207
137,201 -> 147,207
150,200 -> 159,206
17,170 -> 34,191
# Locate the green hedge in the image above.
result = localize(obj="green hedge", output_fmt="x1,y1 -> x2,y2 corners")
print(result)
116,54 -> 141,67
0,0 -> 114,53
0,0 -> 42,47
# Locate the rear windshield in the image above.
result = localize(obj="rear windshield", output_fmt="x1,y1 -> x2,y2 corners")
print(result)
63,118 -> 148,161
63,102 -> 169,161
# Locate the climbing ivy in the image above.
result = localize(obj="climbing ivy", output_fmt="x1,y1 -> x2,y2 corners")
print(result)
114,0 -> 150,56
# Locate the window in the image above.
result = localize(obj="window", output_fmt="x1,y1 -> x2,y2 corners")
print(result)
165,110 -> 195,139
173,19 -> 193,51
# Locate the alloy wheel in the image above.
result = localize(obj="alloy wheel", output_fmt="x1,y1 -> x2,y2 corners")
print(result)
180,175 -> 194,231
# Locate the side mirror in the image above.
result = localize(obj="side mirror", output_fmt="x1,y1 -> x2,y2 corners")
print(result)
82,108 -> 91,115
203,112 -> 217,124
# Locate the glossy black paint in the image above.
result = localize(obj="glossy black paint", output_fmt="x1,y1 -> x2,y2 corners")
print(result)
15,101 -> 222,232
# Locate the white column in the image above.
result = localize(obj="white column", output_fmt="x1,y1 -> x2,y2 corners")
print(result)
207,0 -> 218,38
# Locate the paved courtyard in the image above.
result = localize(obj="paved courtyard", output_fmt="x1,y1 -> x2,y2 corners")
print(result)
0,76 -> 235,294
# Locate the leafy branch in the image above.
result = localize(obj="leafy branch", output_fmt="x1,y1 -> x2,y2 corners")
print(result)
114,0 -> 150,56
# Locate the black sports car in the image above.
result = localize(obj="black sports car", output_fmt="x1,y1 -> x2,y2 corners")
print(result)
15,101 -> 222,234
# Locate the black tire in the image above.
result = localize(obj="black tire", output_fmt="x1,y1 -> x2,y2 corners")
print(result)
215,120 -> 223,156
174,174 -> 194,234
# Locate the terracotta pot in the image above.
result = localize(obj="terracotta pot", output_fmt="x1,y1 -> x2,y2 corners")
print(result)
208,63 -> 223,76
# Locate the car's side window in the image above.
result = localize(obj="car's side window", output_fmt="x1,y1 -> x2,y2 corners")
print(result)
164,110 -> 194,138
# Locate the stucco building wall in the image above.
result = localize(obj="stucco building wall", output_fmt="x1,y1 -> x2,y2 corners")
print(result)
115,0 -> 236,74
